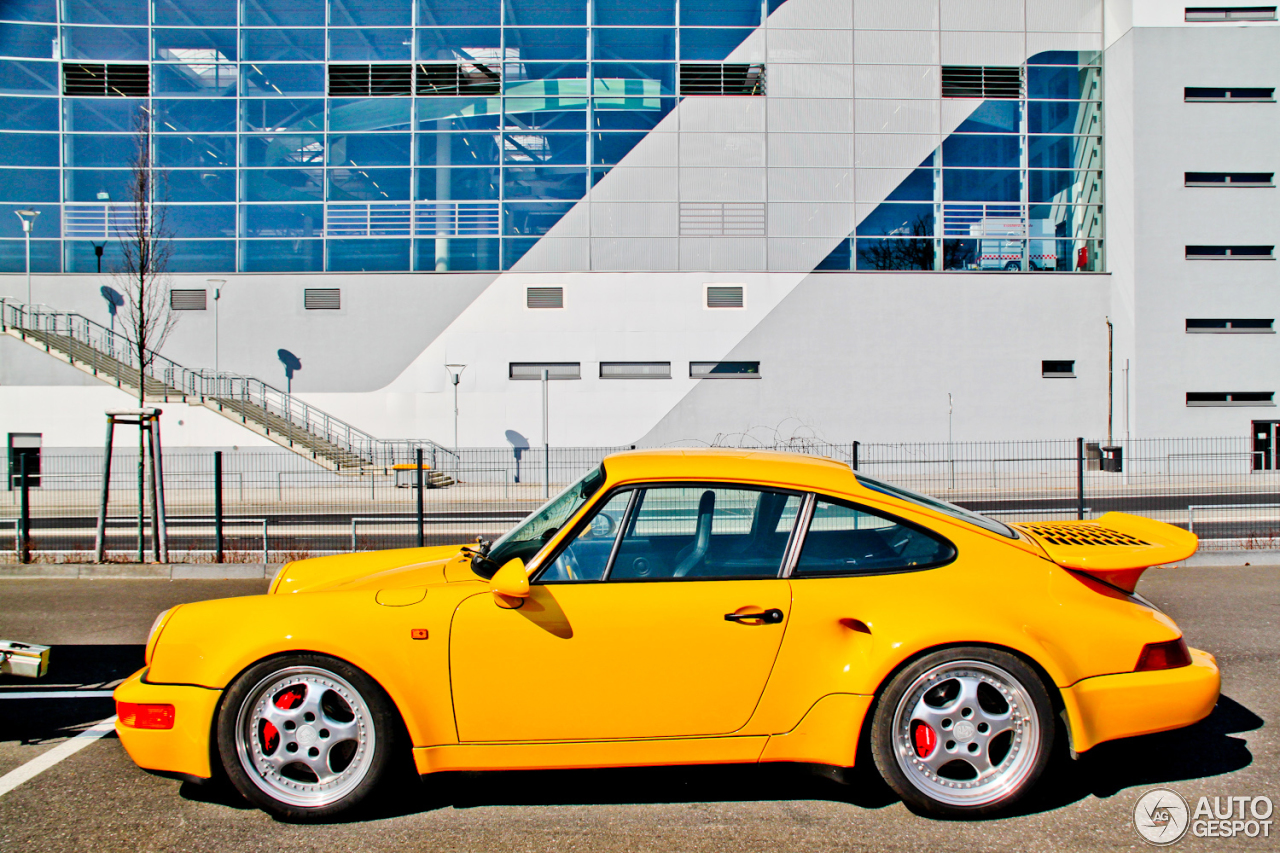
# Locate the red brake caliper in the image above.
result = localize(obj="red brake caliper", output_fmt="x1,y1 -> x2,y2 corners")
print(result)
261,686 -> 305,753
911,721 -> 937,757
260,720 -> 279,754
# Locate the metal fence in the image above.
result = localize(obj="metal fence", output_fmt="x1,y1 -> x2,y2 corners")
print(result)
2,436 -> 1276,563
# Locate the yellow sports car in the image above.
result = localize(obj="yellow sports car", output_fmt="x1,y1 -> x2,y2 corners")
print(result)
114,450 -> 1219,820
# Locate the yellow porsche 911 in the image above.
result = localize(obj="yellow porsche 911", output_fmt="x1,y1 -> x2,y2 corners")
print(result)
114,450 -> 1219,820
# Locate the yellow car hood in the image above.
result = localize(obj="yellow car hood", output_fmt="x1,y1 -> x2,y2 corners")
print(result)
1013,512 -> 1198,592
272,545 -> 479,595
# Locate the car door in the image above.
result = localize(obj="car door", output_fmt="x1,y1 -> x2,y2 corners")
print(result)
449,484 -> 804,743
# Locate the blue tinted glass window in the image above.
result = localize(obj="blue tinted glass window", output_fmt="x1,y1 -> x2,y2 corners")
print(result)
418,97 -> 501,129
0,204 -> 59,237
2,96 -> 56,130
1027,66 -> 1088,100
61,26 -> 147,61
157,99 -> 238,132
242,238 -> 324,271
242,0 -> 325,27
855,238 -> 935,271
329,0 -> 412,27
0,0 -> 56,23
1028,135 -> 1097,170
416,132 -> 501,165
0,239 -> 59,271
679,28 -> 753,61
162,204 -> 237,237
168,239 -> 235,272
242,203 -> 323,236
594,0 -> 673,26
64,168 -> 130,202
503,201 -> 574,234
941,135 -> 1021,169
0,167 -> 56,200
504,62 -> 588,97
592,132 -> 644,165
155,0 -> 237,25
328,133 -> 411,166
1028,101 -> 1084,135
0,60 -> 57,94
328,167 -> 412,200
242,29 -> 325,62
954,101 -> 1021,134
329,98 -> 412,132
680,0 -> 761,26
0,132 -> 58,166
414,236 -> 499,270
593,29 -> 675,61
241,99 -> 325,132
241,65 -> 326,97
418,0 -> 499,25
153,64 -> 238,97
856,203 -> 934,237
502,132 -> 585,164
417,28 -> 500,59
592,97 -> 675,129
330,29 -> 413,61
590,165 -> 610,185
1029,170 -> 1097,203
504,28 -> 587,60
64,134 -> 136,167
242,168 -> 325,201
156,136 -> 236,168
153,29 -> 238,62
503,166 -> 585,199
0,24 -> 56,59
62,0 -> 146,25
884,168 -> 935,202
502,236 -> 536,268
65,239 -> 123,272
815,238 -> 851,270
504,97 -> 587,130
592,63 -> 675,96
415,166 -> 499,199
1027,50 -> 1098,66
504,0 -> 585,26
943,169 -> 1020,202
328,237 -> 411,270
167,170 -> 236,202
64,97 -> 145,132
243,134 -> 325,166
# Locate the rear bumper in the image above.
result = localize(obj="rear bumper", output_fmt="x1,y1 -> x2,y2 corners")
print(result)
113,667 -> 222,780
1062,648 -> 1220,753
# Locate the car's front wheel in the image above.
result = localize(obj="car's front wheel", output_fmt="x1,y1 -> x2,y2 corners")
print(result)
216,654 -> 397,821
869,647 -> 1055,818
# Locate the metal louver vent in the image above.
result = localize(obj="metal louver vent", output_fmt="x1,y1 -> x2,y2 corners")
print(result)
304,288 -> 341,310
416,62 -> 501,96
509,363 -> 581,380
941,66 -> 1022,99
600,362 -> 672,379
329,65 -> 413,97
1018,523 -> 1151,547
64,63 -> 149,97
680,203 -> 766,237
526,286 -> 564,309
706,286 -> 745,308
679,64 -> 766,96
169,289 -> 207,311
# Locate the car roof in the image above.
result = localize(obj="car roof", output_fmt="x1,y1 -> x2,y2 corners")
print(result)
601,448 -> 859,492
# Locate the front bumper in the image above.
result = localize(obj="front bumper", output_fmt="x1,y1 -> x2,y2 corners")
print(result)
1061,648 -> 1220,753
113,667 -> 222,780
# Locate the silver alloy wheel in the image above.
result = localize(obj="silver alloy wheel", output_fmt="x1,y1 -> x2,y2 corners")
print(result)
234,666 -> 376,809
890,659 -> 1041,808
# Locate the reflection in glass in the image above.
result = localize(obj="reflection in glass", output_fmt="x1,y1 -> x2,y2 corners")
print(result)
329,98 -> 413,132
0,61 -> 58,94
592,97 -> 675,129
155,0 -> 237,26
62,168 -> 132,202
941,134 -> 1020,169
416,28 -> 501,60
328,134 -> 411,167
241,168 -> 324,202
157,99 -> 238,132
153,64 -> 237,97
414,236 -> 500,270
61,26 -> 148,60
592,63 -> 675,96
242,134 -> 324,167
679,29 -> 754,61
592,132 -> 646,165
415,166 -> 500,200
595,0 -> 673,25
856,238 -> 935,271
942,169 -> 1020,202
0,133 -> 58,167
593,29 -> 675,61
417,132 -> 501,165
502,236 -> 537,268
503,0 -> 586,27
64,134 -> 137,167
0,167 -> 58,201
161,204 -> 236,237
167,170 -> 236,202
503,97 -> 588,130
0,23 -> 58,59
884,168 -> 935,202
503,28 -> 587,60
502,132 -> 586,165
502,166 -> 586,200
241,99 -> 325,132
328,167 -> 412,201
2,0 -> 57,24
953,101 -> 1021,134
0,239 -> 59,272
241,65 -> 326,97
329,0 -> 412,26
241,204 -> 323,237
242,0 -> 325,27
680,0 -> 760,26
241,238 -> 324,271
241,29 -> 325,62
417,97 -> 503,129
328,237 -> 412,271
329,29 -> 413,61
417,0 -> 500,26
503,201 -> 575,235
62,0 -> 147,26
153,28 -> 238,62
856,203 -> 934,237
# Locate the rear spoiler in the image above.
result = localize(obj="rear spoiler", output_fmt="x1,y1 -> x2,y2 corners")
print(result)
1011,512 -> 1198,592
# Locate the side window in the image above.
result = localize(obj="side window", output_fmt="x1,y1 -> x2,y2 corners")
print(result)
540,491 -> 632,582
794,497 -> 955,576
609,486 -> 802,580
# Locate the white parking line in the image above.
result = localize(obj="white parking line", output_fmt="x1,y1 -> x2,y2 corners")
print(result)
0,691 -> 115,699
0,716 -> 117,799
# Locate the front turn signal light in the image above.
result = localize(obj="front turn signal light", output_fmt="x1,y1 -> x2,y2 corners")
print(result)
1135,638 -> 1192,672
117,702 -> 176,729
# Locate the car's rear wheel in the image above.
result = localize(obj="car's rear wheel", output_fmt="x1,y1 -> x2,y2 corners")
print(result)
216,654 -> 397,821
869,647 -> 1054,818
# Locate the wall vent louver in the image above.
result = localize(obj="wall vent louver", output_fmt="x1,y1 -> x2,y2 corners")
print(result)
706,286 -> 745,308
63,63 -> 149,97
600,362 -> 671,379
680,203 -> 766,237
169,289 -> 207,311
509,363 -> 581,380
941,66 -> 1022,99
679,64 -> 765,96
303,288 -> 341,310
328,65 -> 413,97
416,62 -> 501,96
527,286 -> 564,309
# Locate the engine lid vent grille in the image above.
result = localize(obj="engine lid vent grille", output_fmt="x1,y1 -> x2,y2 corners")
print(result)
1018,522 -> 1151,547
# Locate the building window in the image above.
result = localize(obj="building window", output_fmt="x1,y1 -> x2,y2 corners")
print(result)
691,361 -> 760,378
1187,392 -> 1276,406
600,362 -> 671,379
169,289 -> 207,311
416,63 -> 501,96
678,64 -> 765,96
328,65 -> 413,97
526,286 -> 564,309
1186,245 -> 1275,259
63,64 -> 149,97
706,285 -> 745,308
941,66 -> 1023,99
1186,318 -> 1275,332
1185,6 -> 1277,21
1185,87 -> 1276,101
1185,172 -> 1275,186
1042,360 -> 1076,378
510,363 -> 581,380
303,288 -> 341,309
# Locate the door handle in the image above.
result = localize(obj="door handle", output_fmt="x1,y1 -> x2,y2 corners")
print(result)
724,608 -> 784,625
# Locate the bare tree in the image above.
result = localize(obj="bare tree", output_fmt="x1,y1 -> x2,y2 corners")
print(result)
856,215 -> 971,271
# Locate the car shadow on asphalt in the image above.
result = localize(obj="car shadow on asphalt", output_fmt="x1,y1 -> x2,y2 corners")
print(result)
0,645 -> 143,746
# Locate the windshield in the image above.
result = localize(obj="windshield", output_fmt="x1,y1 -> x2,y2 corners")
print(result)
855,473 -> 1017,539
473,464 -> 607,578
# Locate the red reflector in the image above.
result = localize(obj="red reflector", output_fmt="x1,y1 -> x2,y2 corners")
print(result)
410,628 -> 428,640
1136,638 -> 1192,671
911,720 -> 937,757
117,702 -> 176,730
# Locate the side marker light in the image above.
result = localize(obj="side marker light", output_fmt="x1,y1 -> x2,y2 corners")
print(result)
117,702 -> 176,729
410,629 -> 428,640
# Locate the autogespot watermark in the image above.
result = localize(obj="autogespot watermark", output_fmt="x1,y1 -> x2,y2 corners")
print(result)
1134,788 -> 1274,845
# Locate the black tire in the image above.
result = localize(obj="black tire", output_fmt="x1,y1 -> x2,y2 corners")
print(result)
869,646 -> 1055,818
215,653 -> 400,822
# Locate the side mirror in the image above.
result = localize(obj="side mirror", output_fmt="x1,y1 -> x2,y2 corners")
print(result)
490,558 -> 530,609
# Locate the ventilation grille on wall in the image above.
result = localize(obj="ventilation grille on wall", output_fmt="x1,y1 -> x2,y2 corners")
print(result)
680,202 -> 766,237
304,288 -> 341,310
1185,86 -> 1275,101
416,62 -> 501,96
1187,392 -> 1275,406
1041,360 -> 1075,378
706,286 -> 745,308
1185,6 -> 1277,21
526,286 -> 564,309
1186,318 -> 1275,332
509,363 -> 581,380
169,289 -> 207,311
329,65 -> 413,96
679,64 -> 766,96
1185,172 -> 1275,186
63,63 -> 149,97
941,66 -> 1022,99
1186,245 -> 1275,258
600,362 -> 671,379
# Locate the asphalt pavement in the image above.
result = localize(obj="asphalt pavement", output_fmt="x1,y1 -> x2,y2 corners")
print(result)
0,567 -> 1275,853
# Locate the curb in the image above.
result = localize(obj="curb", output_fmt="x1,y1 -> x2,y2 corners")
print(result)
0,563 -> 280,580
1174,550 -> 1280,568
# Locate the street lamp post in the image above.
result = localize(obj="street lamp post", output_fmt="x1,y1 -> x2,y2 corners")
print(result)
445,364 -> 466,473
208,279 -> 225,379
14,210 -> 39,305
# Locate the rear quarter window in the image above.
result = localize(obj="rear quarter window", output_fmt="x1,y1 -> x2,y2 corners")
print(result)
793,496 -> 956,576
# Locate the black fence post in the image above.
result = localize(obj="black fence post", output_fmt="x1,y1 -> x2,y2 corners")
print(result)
415,447 -> 425,548
214,450 -> 224,564
1076,437 -> 1085,520
851,441 -> 859,471
18,453 -> 30,564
